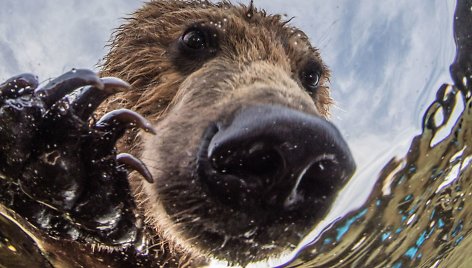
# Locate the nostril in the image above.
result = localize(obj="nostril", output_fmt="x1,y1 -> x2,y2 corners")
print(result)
284,156 -> 348,210
302,158 -> 341,194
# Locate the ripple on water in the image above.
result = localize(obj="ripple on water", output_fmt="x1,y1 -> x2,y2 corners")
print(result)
285,1 -> 472,266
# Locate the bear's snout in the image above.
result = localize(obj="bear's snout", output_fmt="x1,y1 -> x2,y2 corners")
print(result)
197,105 -> 355,215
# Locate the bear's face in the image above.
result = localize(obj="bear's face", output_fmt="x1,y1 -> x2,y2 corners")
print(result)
103,1 -> 355,265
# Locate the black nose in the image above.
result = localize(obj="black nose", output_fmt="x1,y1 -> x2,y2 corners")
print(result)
198,105 -> 355,212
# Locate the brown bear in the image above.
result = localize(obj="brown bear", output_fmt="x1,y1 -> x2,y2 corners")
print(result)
95,0 -> 356,266
0,0 -> 357,267
0,0 -> 355,267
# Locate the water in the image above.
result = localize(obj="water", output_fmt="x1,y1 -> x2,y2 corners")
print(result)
284,85 -> 471,267
278,1 -> 472,266
0,0 -> 470,267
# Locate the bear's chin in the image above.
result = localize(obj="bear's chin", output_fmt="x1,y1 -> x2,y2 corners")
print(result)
159,205 -> 305,265
148,172 -> 321,266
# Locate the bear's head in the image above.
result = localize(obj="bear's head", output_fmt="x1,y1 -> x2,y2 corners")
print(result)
102,0 -> 355,265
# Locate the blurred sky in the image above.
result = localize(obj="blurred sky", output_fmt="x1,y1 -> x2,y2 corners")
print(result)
0,0 -> 457,213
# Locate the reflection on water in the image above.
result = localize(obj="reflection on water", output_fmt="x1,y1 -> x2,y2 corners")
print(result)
287,89 -> 471,267
284,0 -> 472,267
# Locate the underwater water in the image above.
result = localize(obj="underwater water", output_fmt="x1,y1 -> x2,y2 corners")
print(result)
0,0 -> 470,267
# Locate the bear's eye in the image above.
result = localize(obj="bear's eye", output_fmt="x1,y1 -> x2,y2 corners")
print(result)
181,29 -> 208,50
178,25 -> 218,56
174,24 -> 219,72
300,60 -> 322,94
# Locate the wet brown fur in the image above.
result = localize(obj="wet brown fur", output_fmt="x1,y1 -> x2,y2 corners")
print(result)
100,0 -> 333,266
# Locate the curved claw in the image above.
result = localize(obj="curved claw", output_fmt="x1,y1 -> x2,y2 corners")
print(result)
34,69 -> 104,107
101,77 -> 131,93
0,73 -> 39,98
70,86 -> 116,120
116,153 -> 154,183
95,109 -> 156,135
67,77 -> 131,120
